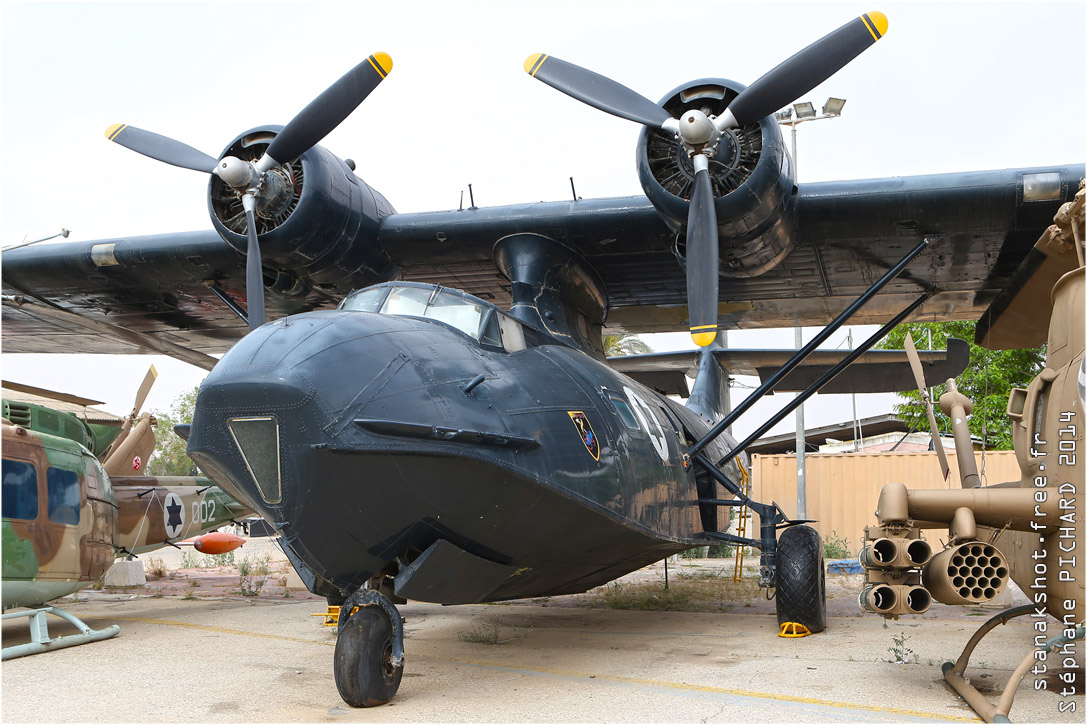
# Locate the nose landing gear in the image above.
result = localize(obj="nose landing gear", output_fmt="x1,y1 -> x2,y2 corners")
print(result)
333,588 -> 405,707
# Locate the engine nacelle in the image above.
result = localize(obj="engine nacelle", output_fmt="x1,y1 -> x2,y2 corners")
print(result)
208,126 -> 398,294
636,79 -> 797,278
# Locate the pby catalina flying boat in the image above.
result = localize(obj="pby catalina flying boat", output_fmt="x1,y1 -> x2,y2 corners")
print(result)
1,10 -> 1082,707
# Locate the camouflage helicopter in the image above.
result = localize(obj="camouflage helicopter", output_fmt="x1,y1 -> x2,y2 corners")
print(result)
859,183 -> 1085,722
1,368 -> 250,659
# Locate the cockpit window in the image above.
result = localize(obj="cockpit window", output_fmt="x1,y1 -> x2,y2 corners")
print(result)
416,291 -> 484,338
381,286 -> 432,317
343,285 -> 493,342
340,287 -> 388,312
340,283 -> 531,352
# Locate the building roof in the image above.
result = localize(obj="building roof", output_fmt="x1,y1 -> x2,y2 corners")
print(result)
2,384 -> 123,424
748,414 -> 910,455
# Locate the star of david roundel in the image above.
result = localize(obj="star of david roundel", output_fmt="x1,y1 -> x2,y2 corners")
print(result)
163,492 -> 185,539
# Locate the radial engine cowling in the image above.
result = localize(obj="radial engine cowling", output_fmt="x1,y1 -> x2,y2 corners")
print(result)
636,80 -> 797,278
208,126 -> 398,294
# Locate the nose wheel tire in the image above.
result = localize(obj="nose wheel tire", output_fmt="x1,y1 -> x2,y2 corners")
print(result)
334,605 -> 404,707
774,524 -> 827,633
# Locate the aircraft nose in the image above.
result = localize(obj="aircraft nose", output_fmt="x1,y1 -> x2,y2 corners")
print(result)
186,309 -> 404,516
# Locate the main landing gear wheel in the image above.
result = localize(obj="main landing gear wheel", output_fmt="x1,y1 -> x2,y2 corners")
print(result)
334,601 -> 404,706
775,524 -> 827,633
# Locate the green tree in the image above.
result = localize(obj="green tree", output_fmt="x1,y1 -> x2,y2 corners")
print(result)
876,321 -> 1045,450
146,386 -> 200,476
603,334 -> 652,357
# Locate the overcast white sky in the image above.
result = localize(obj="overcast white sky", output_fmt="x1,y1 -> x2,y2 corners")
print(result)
2,1 -> 1084,440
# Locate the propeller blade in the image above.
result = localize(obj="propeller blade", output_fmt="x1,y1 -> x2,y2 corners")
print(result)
905,332 -> 950,481
132,365 -> 158,416
686,157 -> 719,347
261,53 -> 393,168
243,198 -> 266,331
717,11 -> 888,130
524,54 -> 675,130
105,124 -> 217,172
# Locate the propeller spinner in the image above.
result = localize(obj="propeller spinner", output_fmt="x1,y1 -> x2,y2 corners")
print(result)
105,53 -> 393,332
526,12 -> 888,346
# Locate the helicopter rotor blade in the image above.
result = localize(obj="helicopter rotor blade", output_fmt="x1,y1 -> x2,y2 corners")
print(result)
131,364 -> 158,418
905,332 -> 950,481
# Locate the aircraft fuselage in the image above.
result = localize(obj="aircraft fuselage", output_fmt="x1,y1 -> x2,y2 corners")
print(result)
187,283 -> 740,603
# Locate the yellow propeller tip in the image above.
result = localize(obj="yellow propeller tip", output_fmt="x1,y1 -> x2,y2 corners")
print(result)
524,53 -> 546,75
691,330 -> 718,347
105,123 -> 126,140
371,52 -> 393,75
865,11 -> 888,37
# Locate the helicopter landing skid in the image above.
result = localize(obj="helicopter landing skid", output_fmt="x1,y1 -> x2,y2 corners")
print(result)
1,605 -> 120,660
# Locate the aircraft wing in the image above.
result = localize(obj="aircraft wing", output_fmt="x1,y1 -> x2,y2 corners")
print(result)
387,166 -> 1083,335
2,165 -> 1081,359
607,338 -> 969,397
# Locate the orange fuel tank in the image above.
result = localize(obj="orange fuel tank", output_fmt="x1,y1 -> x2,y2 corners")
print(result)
193,532 -> 246,555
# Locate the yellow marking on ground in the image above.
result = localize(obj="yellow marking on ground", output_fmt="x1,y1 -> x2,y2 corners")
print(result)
110,616 -> 333,647
447,656 -> 979,721
111,614 -> 978,721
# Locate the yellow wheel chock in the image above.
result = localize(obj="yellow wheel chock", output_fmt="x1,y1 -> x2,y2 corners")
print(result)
312,604 -> 362,627
779,621 -> 812,638
311,605 -> 341,627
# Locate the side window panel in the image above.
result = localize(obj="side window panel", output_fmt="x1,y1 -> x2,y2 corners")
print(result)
610,397 -> 640,429
46,468 -> 80,525
2,459 -> 39,521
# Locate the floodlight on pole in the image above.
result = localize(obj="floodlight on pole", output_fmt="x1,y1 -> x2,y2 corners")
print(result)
823,97 -> 847,116
793,101 -> 816,119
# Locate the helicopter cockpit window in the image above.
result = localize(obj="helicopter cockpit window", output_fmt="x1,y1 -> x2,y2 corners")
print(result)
2,459 -> 39,521
46,467 -> 80,526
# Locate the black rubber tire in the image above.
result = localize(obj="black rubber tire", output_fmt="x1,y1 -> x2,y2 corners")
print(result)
334,606 -> 403,707
775,524 -> 827,633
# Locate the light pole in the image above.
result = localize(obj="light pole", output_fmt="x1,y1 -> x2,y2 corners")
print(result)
774,97 -> 845,520
774,97 -> 846,178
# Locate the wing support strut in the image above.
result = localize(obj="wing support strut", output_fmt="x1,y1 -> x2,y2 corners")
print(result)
686,235 -> 939,461
716,292 -> 932,468
684,235 -> 943,589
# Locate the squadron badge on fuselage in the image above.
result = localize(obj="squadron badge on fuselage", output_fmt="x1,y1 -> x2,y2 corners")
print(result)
568,411 -> 600,461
